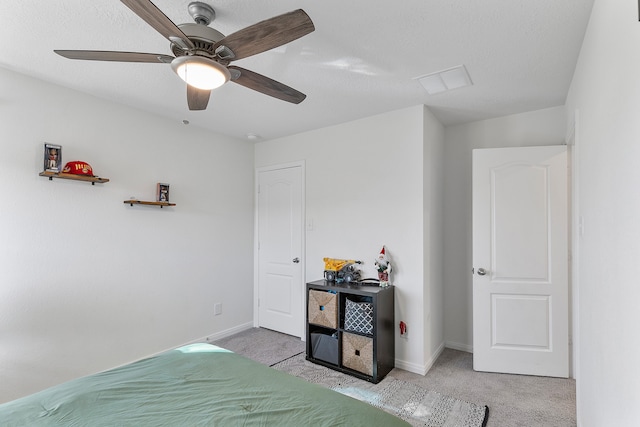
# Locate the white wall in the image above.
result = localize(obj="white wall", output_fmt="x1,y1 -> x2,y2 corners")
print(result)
565,1 -> 640,425
442,106 -> 566,352
0,68 -> 255,403
423,107 -> 445,364
255,105 -> 444,373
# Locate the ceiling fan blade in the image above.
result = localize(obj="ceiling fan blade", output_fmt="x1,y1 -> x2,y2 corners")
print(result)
187,85 -> 211,110
54,50 -> 174,63
215,9 -> 314,61
228,66 -> 306,104
120,0 -> 195,50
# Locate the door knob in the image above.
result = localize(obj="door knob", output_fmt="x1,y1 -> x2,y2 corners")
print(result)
477,268 -> 487,276
292,257 -> 300,263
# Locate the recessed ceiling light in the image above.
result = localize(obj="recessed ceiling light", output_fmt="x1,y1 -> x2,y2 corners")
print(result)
415,65 -> 473,95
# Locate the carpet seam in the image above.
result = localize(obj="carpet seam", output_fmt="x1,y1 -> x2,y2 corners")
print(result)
269,350 -> 306,367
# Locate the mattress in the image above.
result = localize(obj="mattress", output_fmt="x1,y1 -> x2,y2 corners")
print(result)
0,343 -> 410,426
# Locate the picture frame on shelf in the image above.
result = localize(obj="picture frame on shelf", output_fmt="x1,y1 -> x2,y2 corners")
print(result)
43,143 -> 62,172
156,183 -> 170,202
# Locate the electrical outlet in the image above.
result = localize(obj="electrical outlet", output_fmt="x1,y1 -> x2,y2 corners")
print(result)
214,303 -> 222,316
399,321 -> 407,337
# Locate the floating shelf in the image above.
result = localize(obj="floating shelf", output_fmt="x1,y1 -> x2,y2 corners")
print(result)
40,171 -> 109,185
124,200 -> 176,208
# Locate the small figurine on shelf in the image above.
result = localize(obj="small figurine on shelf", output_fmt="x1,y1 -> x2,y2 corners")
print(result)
374,246 -> 392,287
157,183 -> 170,202
44,143 -> 62,172
47,148 -> 58,170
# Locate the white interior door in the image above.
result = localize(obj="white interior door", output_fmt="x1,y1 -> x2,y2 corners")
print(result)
472,146 -> 568,377
257,165 -> 304,337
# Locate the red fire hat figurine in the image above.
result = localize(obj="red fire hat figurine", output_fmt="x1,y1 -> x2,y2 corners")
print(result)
62,161 -> 94,176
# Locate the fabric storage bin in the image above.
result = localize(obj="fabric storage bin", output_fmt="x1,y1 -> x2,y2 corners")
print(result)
308,290 -> 337,328
310,332 -> 339,365
342,332 -> 373,376
343,297 -> 374,335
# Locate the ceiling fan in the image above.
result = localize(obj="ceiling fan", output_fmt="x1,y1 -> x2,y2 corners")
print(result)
54,0 -> 315,110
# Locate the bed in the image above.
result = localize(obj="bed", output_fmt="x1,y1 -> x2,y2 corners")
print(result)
0,343 -> 410,426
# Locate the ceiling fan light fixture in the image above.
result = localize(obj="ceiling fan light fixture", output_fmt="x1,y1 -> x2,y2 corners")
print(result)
171,56 -> 230,90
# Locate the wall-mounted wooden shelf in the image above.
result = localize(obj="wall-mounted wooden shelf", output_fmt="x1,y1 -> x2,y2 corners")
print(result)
124,200 -> 176,208
39,171 -> 109,185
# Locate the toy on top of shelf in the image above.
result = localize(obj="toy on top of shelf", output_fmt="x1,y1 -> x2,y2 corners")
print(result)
323,257 -> 362,283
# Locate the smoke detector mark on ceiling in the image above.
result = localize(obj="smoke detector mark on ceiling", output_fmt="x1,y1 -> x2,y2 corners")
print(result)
416,65 -> 473,95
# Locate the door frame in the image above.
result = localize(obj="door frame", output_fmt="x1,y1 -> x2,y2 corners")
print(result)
567,110 -> 580,381
253,161 -> 306,336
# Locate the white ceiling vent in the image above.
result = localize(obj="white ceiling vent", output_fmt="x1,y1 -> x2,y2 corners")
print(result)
416,65 -> 473,95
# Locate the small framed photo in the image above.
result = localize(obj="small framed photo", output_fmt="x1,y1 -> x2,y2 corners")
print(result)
156,183 -> 170,202
44,143 -> 62,172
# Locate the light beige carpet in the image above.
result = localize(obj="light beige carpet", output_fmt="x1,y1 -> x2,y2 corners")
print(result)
212,327 -> 305,366
214,328 -> 576,427
273,352 -> 488,427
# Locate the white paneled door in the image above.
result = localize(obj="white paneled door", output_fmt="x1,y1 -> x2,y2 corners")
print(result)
257,165 -> 304,337
472,146 -> 569,377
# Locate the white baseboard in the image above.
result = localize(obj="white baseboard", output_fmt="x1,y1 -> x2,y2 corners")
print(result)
395,341 -> 445,375
394,359 -> 428,375
445,341 -> 473,353
193,322 -> 254,344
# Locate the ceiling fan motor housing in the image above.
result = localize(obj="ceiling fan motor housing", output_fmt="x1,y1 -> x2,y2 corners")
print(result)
171,23 -> 225,59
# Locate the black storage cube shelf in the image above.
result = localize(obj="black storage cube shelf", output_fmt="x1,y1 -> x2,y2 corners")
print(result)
305,280 -> 395,384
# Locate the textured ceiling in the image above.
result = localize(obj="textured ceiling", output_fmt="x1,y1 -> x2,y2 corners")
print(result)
0,0 -> 594,141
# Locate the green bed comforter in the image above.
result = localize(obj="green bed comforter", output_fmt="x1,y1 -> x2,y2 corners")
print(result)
0,343 -> 410,426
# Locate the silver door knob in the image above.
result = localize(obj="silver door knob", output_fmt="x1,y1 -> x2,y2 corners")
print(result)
477,268 -> 487,276
292,257 -> 300,263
